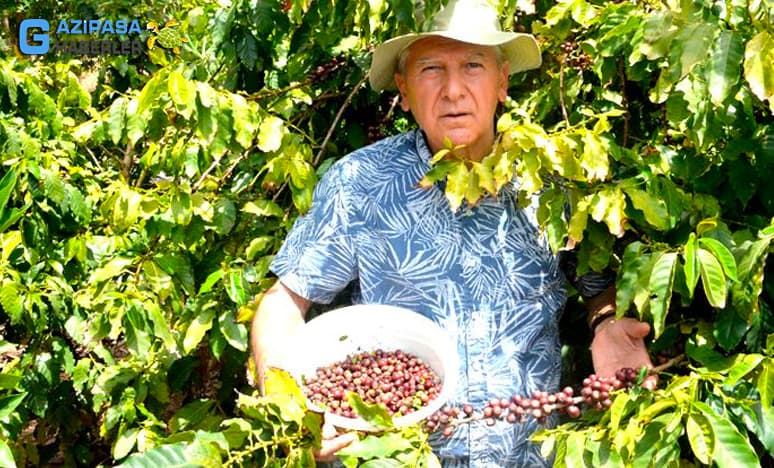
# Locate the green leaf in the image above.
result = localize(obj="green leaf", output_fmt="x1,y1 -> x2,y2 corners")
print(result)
113,427 -> 139,460
225,270 -> 249,305
0,281 -> 23,324
257,115 -> 285,153
183,308 -> 215,353
625,187 -> 669,230
218,309 -> 247,352
0,393 -> 26,419
648,251 -> 677,337
169,400 -> 214,433
197,269 -> 224,295
264,367 -> 305,404
337,432 -> 413,460
591,187 -> 626,237
0,438 -> 16,468
694,401 -> 759,468
168,71 -> 196,119
0,168 -> 17,212
686,411 -> 713,465
724,354 -> 764,386
116,441 -> 219,468
616,242 -> 647,313
89,257 -> 133,283
708,31 -> 743,106
698,247 -> 728,308
743,31 -> 774,112
758,359 -> 773,410
684,233 -> 700,298
564,431 -> 585,467
699,237 -> 738,281
347,392 -> 393,430
242,199 -> 284,218
212,199 -> 236,235
107,97 -> 126,145
445,162 -> 468,213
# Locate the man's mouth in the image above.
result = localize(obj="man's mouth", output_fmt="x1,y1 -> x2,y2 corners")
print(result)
441,112 -> 469,119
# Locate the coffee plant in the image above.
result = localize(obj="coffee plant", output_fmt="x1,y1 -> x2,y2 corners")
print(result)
0,0 -> 772,466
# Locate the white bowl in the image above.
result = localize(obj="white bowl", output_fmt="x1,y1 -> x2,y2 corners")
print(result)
279,304 -> 459,432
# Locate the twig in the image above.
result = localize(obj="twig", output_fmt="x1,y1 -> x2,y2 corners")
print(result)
218,150 -> 250,190
618,58 -> 630,147
384,94 -> 401,122
193,155 -> 222,192
312,71 -> 370,167
649,354 -> 686,375
558,63 -> 570,128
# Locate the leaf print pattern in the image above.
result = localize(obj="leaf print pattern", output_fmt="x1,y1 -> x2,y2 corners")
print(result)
271,130 -> 570,467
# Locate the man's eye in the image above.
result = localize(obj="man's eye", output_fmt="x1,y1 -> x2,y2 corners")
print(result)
422,65 -> 440,72
466,62 -> 483,69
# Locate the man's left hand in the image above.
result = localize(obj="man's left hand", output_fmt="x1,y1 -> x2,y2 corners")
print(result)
590,317 -> 657,390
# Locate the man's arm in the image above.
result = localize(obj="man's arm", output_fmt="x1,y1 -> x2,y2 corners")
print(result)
250,279 -> 310,393
587,285 -> 657,389
249,279 -> 358,461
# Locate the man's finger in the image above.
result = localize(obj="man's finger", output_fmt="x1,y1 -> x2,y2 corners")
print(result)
623,319 -> 651,338
316,433 -> 359,462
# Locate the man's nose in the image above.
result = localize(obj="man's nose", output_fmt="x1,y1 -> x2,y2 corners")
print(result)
442,69 -> 466,100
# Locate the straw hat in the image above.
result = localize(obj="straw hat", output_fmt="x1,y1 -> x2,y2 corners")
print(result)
369,0 -> 542,91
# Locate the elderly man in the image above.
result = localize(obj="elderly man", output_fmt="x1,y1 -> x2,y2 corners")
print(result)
251,0 -> 654,465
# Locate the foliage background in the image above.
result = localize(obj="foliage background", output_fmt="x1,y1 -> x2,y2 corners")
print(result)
0,0 -> 772,466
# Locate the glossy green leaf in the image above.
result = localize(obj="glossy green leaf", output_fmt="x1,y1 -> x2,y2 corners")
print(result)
242,199 -> 284,218
347,392 -> 393,430
708,31 -> 743,106
0,393 -> 26,419
648,251 -> 677,337
591,187 -> 627,237
107,97 -> 126,145
445,162 -> 469,213
257,115 -> 285,153
183,308 -> 215,353
694,401 -> 759,468
758,359 -> 773,410
0,281 -> 22,324
0,168 -> 17,211
743,31 -> 774,111
168,71 -> 196,119
113,427 -> 139,460
625,187 -> 669,230
698,247 -> 728,308
225,270 -> 249,305
337,432 -> 412,460
0,438 -> 17,468
169,400 -> 215,433
686,411 -> 713,465
116,441 -> 219,468
616,242 -> 647,313
684,233 -> 700,298
699,237 -> 738,281
218,308 -> 247,352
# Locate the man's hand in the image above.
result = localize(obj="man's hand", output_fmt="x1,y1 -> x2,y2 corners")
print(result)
315,422 -> 359,462
590,317 -> 657,390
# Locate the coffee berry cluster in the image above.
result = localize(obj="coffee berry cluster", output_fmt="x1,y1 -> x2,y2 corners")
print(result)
425,367 -> 641,437
559,41 -> 593,70
301,349 -> 442,418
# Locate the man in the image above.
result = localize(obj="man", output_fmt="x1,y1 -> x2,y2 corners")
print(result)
251,0 -> 654,465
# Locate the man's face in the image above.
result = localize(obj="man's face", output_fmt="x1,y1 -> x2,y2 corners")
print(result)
394,36 -> 509,161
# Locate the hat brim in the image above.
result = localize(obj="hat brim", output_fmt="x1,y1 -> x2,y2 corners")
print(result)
369,31 -> 541,91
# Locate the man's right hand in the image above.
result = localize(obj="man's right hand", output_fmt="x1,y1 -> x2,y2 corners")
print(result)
316,423 -> 359,462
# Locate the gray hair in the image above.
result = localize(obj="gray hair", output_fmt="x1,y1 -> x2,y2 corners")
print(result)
395,42 -> 506,76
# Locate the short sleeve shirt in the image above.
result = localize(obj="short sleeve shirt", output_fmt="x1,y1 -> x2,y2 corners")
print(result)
271,130 -> 568,467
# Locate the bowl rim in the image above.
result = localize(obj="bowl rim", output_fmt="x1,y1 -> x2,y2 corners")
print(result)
285,303 -> 459,431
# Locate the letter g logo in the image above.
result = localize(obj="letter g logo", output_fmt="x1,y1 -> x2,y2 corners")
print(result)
19,19 -> 50,55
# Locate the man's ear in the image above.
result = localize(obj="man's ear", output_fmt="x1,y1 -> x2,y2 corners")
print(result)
394,73 -> 411,111
498,60 -> 510,103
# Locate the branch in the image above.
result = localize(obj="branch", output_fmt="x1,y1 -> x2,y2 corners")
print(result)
312,71 -> 370,167
558,63 -> 570,128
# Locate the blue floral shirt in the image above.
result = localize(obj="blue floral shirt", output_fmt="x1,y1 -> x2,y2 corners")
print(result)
271,130 -> 570,467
